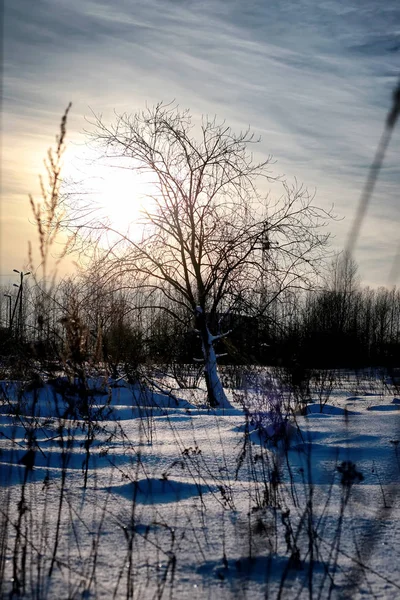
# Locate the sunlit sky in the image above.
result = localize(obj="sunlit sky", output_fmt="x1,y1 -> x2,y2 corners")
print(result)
1,0 -> 399,288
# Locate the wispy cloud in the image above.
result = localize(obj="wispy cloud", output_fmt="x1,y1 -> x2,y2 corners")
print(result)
2,0 -> 399,286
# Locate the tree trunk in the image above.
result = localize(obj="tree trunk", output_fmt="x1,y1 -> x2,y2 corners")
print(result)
196,309 -> 231,409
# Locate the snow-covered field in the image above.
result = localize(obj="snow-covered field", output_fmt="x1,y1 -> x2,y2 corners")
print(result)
1,370 -> 399,599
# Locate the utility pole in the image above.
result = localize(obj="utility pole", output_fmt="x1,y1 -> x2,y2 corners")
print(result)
11,270 -> 30,341
3,294 -> 12,330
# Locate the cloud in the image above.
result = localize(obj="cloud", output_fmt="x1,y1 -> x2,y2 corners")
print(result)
2,0 -> 399,285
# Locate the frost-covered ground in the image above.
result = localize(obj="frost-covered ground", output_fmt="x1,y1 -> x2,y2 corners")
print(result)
0,369 -> 399,599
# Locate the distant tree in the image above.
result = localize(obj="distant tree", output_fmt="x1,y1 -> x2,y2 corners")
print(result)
326,251 -> 360,334
72,103 -> 333,407
299,253 -> 361,367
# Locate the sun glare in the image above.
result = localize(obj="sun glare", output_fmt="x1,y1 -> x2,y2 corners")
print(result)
65,147 -> 157,243
93,166 -> 149,234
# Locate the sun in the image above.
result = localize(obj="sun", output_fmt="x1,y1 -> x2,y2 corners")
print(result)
65,148 -> 157,241
92,165 -> 149,234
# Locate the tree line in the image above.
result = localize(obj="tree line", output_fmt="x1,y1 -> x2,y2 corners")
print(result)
2,252 -> 400,377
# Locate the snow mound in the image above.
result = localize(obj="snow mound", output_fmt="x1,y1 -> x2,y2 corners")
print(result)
242,417 -> 302,449
109,382 -> 193,409
110,478 -> 206,504
132,385 -> 193,408
305,404 -> 361,416
367,404 -> 400,412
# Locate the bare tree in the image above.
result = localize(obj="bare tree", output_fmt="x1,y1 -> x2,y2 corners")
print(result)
327,250 -> 360,296
72,103 -> 333,407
